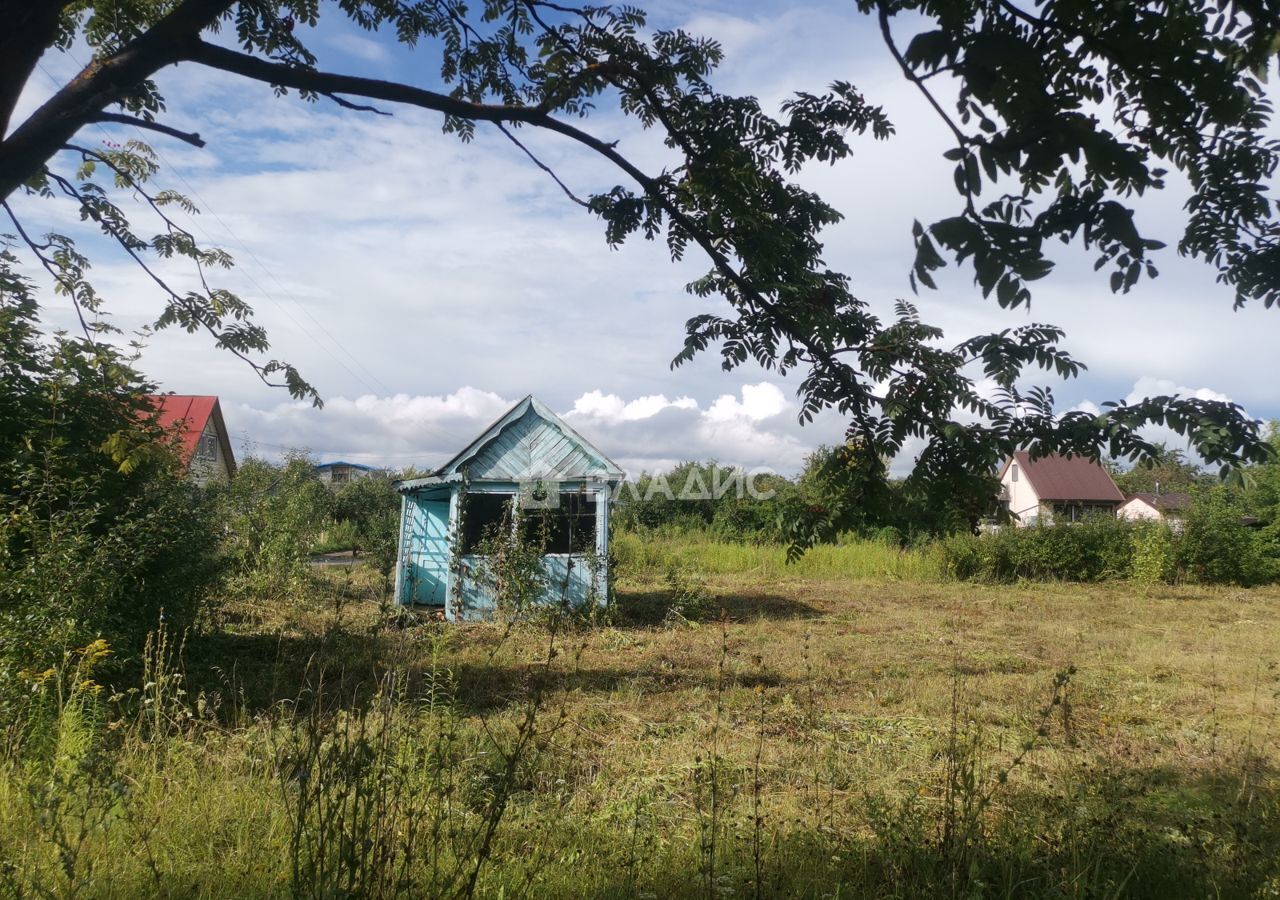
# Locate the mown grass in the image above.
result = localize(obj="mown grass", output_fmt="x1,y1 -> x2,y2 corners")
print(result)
2,553 -> 1279,898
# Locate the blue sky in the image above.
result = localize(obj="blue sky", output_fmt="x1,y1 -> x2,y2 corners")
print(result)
9,2 -> 1278,476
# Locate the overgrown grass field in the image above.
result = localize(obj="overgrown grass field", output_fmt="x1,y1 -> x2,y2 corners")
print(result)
3,546 -> 1279,898
611,530 -> 942,580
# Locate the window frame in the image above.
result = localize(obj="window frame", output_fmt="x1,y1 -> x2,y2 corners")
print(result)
196,431 -> 218,462
458,490 -> 598,557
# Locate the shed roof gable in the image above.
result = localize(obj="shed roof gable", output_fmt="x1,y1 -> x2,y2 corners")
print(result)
436,395 -> 623,482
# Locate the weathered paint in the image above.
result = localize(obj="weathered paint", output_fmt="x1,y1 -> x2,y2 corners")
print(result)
394,396 -> 623,621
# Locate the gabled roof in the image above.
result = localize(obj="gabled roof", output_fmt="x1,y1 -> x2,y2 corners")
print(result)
146,394 -> 236,475
1000,451 -> 1124,503
398,395 -> 623,491
1121,491 -> 1192,513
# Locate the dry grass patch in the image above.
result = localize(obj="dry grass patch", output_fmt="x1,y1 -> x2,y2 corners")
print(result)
2,566 -> 1278,898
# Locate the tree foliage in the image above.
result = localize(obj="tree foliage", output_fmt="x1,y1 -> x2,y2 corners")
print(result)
869,0 -> 1280,311
1110,443 -> 1206,496
0,253 -> 223,685
219,453 -> 331,599
2,0 -> 1276,554
331,473 -> 401,584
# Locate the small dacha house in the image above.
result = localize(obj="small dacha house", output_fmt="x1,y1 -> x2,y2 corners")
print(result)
1117,491 -> 1193,525
147,394 -> 236,485
394,395 -> 624,621
315,460 -> 378,487
999,451 -> 1124,525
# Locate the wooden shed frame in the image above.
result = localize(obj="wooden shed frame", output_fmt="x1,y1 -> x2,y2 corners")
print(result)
393,395 -> 625,621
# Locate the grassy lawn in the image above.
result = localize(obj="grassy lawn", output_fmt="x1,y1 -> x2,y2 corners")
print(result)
3,556 -> 1279,898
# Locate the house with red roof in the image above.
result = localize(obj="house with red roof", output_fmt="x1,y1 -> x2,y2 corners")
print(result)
147,395 -> 236,485
998,451 -> 1124,526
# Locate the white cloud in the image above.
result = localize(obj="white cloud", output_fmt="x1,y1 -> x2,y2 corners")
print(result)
7,1 -> 1275,486
1123,377 -> 1231,406
225,382 -> 842,477
570,390 -> 697,421
705,383 -> 788,422
566,382 -> 829,475
323,32 -> 393,65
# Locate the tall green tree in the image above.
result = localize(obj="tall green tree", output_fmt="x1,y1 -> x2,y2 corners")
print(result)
0,251 -> 222,681
1,0 -> 1274,523
1112,443 -> 1205,495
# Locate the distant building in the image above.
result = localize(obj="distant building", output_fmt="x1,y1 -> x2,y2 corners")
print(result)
315,461 -> 378,487
147,394 -> 236,485
1118,491 -> 1192,525
998,451 -> 1124,526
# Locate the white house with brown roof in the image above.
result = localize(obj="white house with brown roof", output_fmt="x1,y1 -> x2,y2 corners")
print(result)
998,451 -> 1125,526
1117,491 -> 1192,525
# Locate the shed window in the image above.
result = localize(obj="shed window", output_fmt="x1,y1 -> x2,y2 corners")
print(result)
1010,464 -> 1019,482
460,493 -> 515,554
459,491 -> 597,555
521,492 -> 596,554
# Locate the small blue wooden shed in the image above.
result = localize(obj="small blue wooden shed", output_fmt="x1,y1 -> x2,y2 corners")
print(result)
393,395 -> 625,620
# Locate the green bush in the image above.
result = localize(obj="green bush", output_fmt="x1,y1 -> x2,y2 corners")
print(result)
0,474 -> 222,687
941,500 -> 1279,587
330,474 -> 401,585
939,517 -> 1137,583
1177,488 -> 1274,586
1130,522 -> 1176,587
219,455 -> 331,600
313,519 -> 360,554
0,276 -> 224,692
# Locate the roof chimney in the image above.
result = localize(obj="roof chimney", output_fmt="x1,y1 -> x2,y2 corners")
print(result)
1155,480 -> 1161,498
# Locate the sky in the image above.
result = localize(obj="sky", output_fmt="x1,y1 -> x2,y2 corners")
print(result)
7,1 -> 1278,478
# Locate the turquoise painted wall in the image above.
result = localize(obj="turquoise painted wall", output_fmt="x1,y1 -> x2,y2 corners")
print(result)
398,480 -> 611,621
400,496 -> 449,605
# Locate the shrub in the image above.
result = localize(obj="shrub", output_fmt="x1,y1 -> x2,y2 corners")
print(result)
1130,522 -> 1176,588
1177,488 -> 1273,586
939,517 -> 1137,583
331,474 -> 401,586
0,279 -> 224,693
941,505 -> 1280,587
1,466 -> 223,696
219,455 -> 332,600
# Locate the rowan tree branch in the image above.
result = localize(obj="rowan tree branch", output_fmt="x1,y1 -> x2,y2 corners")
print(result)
0,0 -> 234,201
876,6 -> 969,150
41,168 -> 294,393
321,93 -> 392,116
2,199 -> 97,344
88,112 -> 207,147
0,0 -> 78,138
184,40 -> 620,146
494,122 -> 589,207
179,42 -> 877,412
